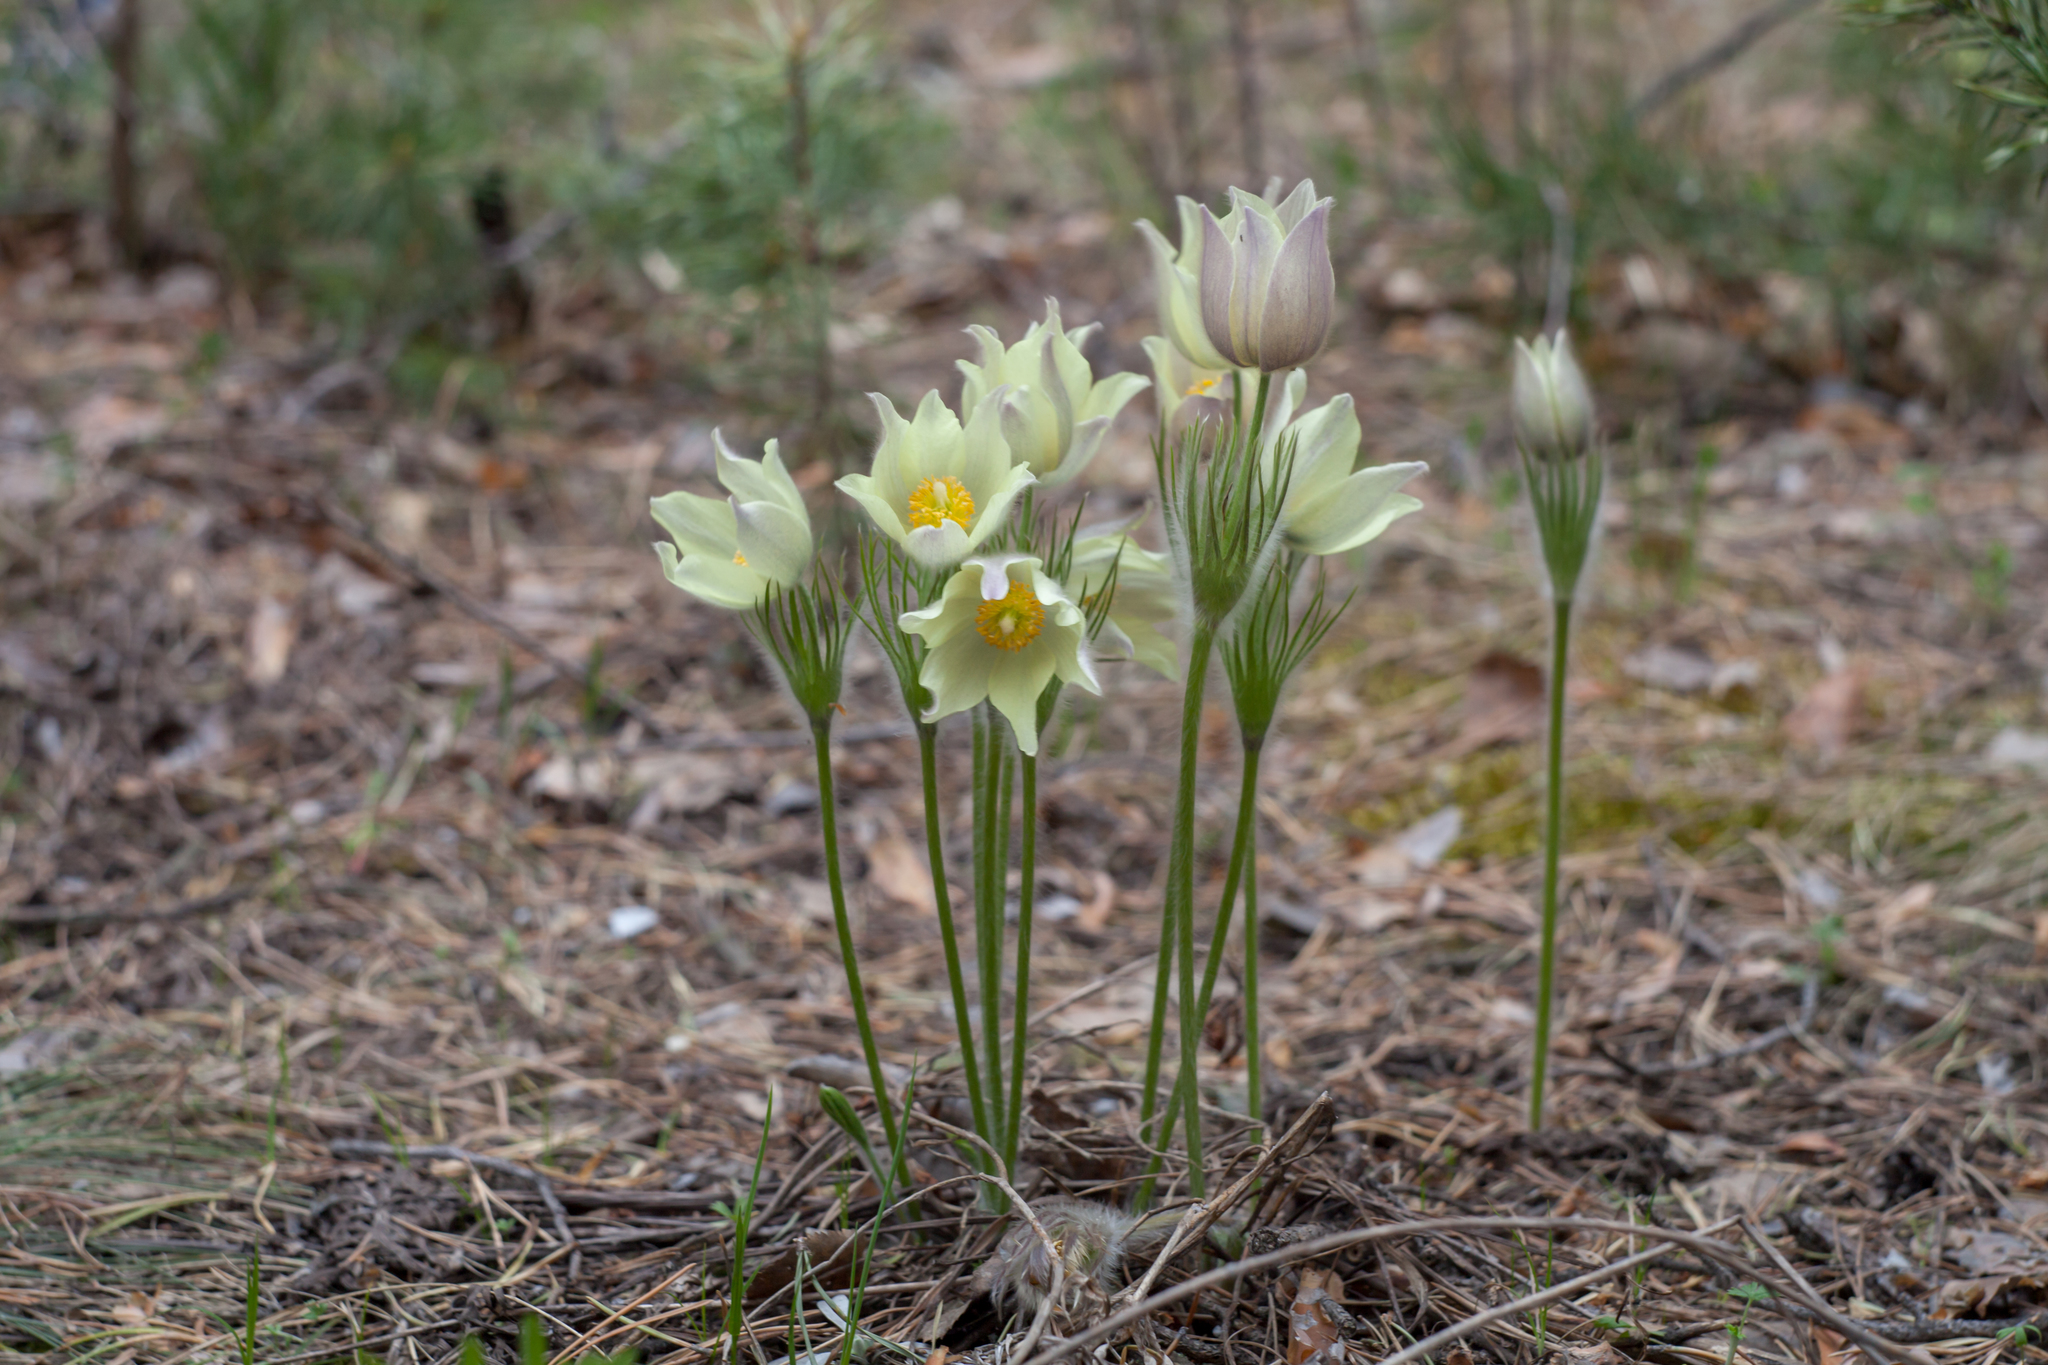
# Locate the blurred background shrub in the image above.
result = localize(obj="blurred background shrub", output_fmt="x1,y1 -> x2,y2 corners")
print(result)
0,0 -> 2043,436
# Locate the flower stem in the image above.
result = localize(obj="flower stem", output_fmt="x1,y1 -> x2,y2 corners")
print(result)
1151,733 -> 1261,1159
811,716 -> 901,1164
919,721 -> 987,1146
1138,624 -> 1215,1163
1004,750 -> 1038,1173
972,705 -> 1006,1149
1170,625 -> 1218,1197
1529,594 -> 1573,1131
1240,759 -> 1266,1145
1246,371 -> 1272,450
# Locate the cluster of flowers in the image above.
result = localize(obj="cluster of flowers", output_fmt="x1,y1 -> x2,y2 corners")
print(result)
645,172 -> 1609,1175
652,180 -> 1424,755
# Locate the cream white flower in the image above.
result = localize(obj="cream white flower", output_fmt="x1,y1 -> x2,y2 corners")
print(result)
650,430 -> 813,609
958,299 -> 1150,487
1066,530 -> 1180,680
1136,196 -> 1235,372
1511,331 -> 1595,462
898,554 -> 1100,756
1198,180 -> 1335,374
1262,394 -> 1427,556
837,389 -> 1035,569
1141,336 -> 1305,446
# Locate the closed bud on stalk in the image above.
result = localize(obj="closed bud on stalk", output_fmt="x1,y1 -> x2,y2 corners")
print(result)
1511,332 -> 1595,462
1197,180 -> 1335,374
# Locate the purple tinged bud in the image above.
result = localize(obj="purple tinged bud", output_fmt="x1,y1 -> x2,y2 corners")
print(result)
1197,183 -> 1336,374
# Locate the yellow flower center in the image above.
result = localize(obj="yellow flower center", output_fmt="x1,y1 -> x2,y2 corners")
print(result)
975,579 -> 1045,651
732,550 -> 748,566
1184,377 -> 1219,397
907,475 -> 974,531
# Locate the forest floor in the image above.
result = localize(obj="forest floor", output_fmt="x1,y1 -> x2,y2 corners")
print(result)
3,182 -> 2048,1365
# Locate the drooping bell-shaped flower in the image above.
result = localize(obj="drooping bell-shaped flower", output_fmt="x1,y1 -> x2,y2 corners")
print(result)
651,430 -> 814,610
1511,331 -> 1595,462
1198,180 -> 1336,374
958,299 -> 1151,488
898,554 -> 1100,756
1261,394 -> 1427,557
837,389 -> 1036,570
1065,529 -> 1181,680
1136,197 -> 1237,373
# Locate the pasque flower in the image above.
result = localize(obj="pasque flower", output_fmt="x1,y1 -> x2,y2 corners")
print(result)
1511,331 -> 1595,462
1141,336 -> 1304,442
1198,180 -> 1335,374
898,554 -> 1100,756
838,389 -> 1035,569
958,299 -> 1150,487
650,430 -> 814,609
1066,530 -> 1180,680
1262,393 -> 1427,556
1136,197 -> 1235,373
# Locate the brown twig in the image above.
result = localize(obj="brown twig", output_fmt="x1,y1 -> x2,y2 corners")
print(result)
1017,1213 -> 1940,1365
1630,0 -> 1824,122
1120,1090 -> 1334,1306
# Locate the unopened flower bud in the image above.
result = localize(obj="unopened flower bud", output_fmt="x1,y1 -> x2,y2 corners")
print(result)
1197,180 -> 1335,374
1511,332 -> 1595,462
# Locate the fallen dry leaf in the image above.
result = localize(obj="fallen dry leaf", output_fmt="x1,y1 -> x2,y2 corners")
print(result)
66,392 -> 168,463
1777,1131 -> 1849,1161
1784,668 -> 1864,761
244,595 -> 296,685
1288,1269 -> 1345,1365
1452,650 -> 1543,753
865,830 -> 936,915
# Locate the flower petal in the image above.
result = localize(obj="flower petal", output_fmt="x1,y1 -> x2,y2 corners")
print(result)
655,541 -> 765,611
1037,415 -> 1112,489
919,625 -> 1001,726
1284,463 -> 1428,556
836,472 -> 908,540
1198,206 -> 1248,369
986,643 -> 1059,755
733,499 -> 812,586
1255,199 -> 1333,372
650,489 -> 738,558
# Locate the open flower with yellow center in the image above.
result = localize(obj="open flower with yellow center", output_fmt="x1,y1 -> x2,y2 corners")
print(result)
1260,393 -> 1428,557
838,389 -> 1035,570
1140,336 -> 1304,443
958,299 -> 1151,487
1066,529 -> 1181,680
649,430 -> 813,610
898,554 -> 1100,756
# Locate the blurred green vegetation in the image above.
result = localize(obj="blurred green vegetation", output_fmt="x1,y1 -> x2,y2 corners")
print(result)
0,0 -> 2042,419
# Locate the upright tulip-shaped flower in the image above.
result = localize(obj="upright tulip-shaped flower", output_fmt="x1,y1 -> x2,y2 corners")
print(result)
1512,331 -> 1595,463
1066,530 -> 1181,680
1136,197 -> 1236,373
1262,394 -> 1427,557
837,389 -> 1035,570
650,431 -> 814,609
898,554 -> 1100,756
959,300 -> 1151,487
1199,180 -> 1335,375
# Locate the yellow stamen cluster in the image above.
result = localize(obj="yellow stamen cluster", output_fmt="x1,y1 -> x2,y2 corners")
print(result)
907,475 -> 974,530
975,580 -> 1045,651
732,550 -> 748,566
1184,377 -> 1219,397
